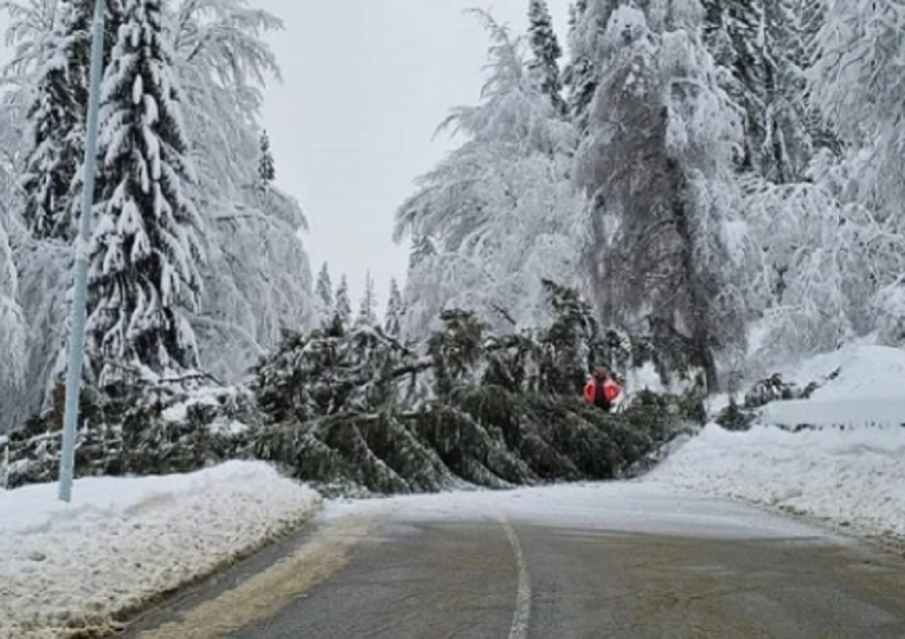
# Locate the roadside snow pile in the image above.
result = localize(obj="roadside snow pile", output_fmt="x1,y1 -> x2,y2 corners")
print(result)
650,344 -> 905,540
0,461 -> 321,639
761,344 -> 905,428
647,423 -> 905,540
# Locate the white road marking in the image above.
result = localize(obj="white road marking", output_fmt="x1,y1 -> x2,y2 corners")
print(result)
502,518 -> 531,639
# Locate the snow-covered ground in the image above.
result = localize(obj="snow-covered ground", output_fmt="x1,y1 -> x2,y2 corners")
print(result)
0,461 -> 321,639
646,424 -> 905,540
761,343 -> 905,427
648,343 -> 905,545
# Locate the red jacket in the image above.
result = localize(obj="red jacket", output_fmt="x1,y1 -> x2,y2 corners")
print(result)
584,378 -> 620,407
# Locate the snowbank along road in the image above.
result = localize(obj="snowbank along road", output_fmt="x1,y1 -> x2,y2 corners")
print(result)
125,482 -> 905,638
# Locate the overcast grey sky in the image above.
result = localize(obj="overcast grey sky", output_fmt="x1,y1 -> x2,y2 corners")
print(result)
0,1 -> 572,311
255,0 -> 572,308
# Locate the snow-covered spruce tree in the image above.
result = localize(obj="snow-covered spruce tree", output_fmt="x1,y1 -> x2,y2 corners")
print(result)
16,0 -> 126,241
257,128 -> 275,186
355,271 -> 378,326
88,0 -> 204,385
334,274 -> 352,328
18,0 -> 85,241
168,0 -> 315,381
575,3 -> 747,393
394,9 -> 583,342
315,261 -> 333,321
384,277 -> 404,338
527,0 -> 567,116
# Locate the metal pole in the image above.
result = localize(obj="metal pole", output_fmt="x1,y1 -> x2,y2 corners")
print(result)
58,0 -> 106,503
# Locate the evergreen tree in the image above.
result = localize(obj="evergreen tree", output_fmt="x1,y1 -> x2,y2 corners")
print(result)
334,274 -> 352,327
87,0 -> 203,384
701,0 -> 766,172
19,0 -> 92,240
356,270 -> 378,326
384,277 -> 404,338
257,129 -> 275,186
527,0 -> 566,116
563,0 -> 618,130
315,261 -> 333,316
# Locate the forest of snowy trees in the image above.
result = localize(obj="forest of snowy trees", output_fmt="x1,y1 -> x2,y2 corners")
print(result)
395,0 -> 905,394
1,0 -> 904,493
0,0 -> 317,433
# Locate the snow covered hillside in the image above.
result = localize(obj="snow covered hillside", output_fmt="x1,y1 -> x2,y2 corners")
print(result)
0,462 -> 321,639
648,344 -> 905,546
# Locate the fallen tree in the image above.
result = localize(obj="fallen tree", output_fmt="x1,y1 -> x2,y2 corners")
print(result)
247,281 -> 700,495
4,281 -> 704,495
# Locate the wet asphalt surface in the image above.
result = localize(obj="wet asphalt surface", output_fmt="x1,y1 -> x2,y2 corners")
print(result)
124,483 -> 905,639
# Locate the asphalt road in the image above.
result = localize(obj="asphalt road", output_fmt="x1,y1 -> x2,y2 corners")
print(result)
126,483 -> 905,639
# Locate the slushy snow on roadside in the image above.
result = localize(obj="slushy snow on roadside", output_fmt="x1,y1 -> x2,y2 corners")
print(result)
0,461 -> 321,639
647,344 -> 905,543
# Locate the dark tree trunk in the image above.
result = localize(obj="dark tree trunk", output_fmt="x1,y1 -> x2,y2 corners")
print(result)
667,159 -> 719,394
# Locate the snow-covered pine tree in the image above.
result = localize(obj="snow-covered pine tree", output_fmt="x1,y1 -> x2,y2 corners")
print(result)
315,261 -> 333,319
355,271 -> 378,326
88,0 -> 204,384
527,0 -> 567,116
257,128 -> 275,186
18,0 -> 83,241
334,274 -> 352,328
384,277 -> 404,338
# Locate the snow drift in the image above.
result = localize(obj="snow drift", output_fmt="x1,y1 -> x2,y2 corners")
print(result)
0,461 -> 321,638
648,344 -> 905,543
761,344 -> 905,428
